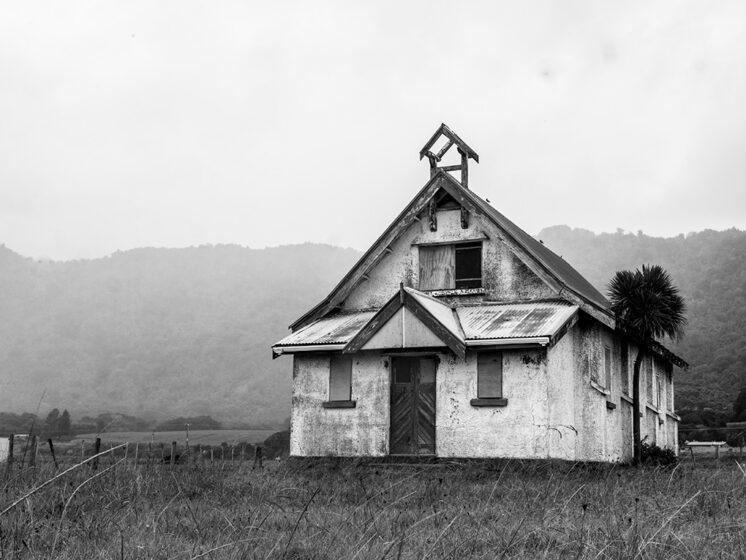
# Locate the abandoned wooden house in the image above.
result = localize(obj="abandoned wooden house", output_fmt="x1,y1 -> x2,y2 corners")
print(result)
272,124 -> 686,462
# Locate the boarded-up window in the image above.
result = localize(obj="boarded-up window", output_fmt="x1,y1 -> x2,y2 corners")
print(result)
604,345 -> 612,390
329,354 -> 352,401
477,352 -> 502,398
419,245 -> 455,290
620,342 -> 629,395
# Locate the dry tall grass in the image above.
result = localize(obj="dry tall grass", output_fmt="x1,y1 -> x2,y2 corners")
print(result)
1,456 -> 744,559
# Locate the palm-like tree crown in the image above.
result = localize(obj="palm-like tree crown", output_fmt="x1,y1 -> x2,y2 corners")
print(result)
607,264 -> 687,344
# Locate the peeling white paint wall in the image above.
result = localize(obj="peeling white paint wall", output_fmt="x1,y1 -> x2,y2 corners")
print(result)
342,208 -> 557,311
290,353 -> 389,457
436,349 -> 551,459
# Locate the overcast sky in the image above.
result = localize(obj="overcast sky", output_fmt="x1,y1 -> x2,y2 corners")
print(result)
2,1 -> 745,260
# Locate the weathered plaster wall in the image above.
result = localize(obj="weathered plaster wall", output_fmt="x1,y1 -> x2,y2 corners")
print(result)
290,354 -> 389,457
619,400 -> 634,463
627,346 -> 677,453
546,331 -> 577,460
436,349 -> 551,458
341,206 -> 557,310
572,318 -> 626,462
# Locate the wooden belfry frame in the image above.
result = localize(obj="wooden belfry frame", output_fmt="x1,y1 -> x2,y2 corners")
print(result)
419,123 -> 479,188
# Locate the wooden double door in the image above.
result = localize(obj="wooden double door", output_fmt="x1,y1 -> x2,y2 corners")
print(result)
390,356 -> 436,455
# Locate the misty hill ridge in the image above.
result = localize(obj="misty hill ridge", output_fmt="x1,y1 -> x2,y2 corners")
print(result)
0,243 -> 359,425
536,226 -> 746,412
1,228 -> 744,425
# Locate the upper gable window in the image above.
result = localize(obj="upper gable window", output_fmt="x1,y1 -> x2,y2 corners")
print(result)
419,241 -> 482,291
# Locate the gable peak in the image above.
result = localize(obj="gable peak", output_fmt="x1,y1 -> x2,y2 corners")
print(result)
419,124 -> 479,188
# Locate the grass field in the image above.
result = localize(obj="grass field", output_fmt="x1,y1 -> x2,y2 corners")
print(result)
1,456 -> 744,559
72,429 -> 277,446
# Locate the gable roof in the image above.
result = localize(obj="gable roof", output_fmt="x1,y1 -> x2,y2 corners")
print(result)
344,285 -> 466,358
290,171 -> 611,332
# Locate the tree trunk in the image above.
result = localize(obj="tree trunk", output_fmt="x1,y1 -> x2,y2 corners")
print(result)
633,348 -> 644,465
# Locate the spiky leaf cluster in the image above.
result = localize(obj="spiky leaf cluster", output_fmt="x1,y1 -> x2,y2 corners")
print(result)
607,264 -> 687,344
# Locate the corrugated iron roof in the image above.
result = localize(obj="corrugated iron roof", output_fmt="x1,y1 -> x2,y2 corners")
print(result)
274,311 -> 376,347
457,302 -> 578,340
274,299 -> 578,349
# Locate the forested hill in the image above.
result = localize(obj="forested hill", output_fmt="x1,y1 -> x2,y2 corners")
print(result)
1,227 -> 743,425
0,243 -> 359,426
537,226 -> 746,414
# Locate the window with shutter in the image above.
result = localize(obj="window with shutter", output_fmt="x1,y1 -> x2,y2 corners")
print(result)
471,352 -> 507,406
322,354 -> 355,408
419,245 -> 455,290
478,353 -> 502,398
419,242 -> 481,291
604,346 -> 612,390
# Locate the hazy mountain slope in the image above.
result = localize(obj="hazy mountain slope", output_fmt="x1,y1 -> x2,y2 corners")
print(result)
537,226 -> 746,413
0,243 -> 359,425
1,227 -> 742,425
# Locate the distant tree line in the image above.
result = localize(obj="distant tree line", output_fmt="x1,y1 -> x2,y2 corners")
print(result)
0,409 -> 224,438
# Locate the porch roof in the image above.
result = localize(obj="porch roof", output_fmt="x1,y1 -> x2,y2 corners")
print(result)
273,310 -> 376,348
272,293 -> 578,356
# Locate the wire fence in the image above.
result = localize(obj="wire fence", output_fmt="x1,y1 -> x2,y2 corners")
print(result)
1,434 -> 269,477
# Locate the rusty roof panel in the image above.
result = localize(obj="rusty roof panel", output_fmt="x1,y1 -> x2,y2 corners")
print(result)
274,311 -> 376,347
457,303 -> 577,340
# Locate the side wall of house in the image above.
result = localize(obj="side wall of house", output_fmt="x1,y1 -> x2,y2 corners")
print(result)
342,207 -> 556,310
571,318 -> 626,462
436,349 -> 551,459
290,353 -> 389,457
545,330 -> 578,460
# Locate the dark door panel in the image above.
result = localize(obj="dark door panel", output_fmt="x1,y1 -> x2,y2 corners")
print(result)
390,357 -> 436,456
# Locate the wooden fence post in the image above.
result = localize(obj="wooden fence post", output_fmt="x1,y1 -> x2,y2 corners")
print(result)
210,448 -> 214,464
5,435 -> 14,476
170,441 -> 176,467
92,438 -> 101,470
29,436 -> 38,468
47,439 -> 58,470
134,442 -> 139,466
81,439 -> 85,460
160,443 -> 164,463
